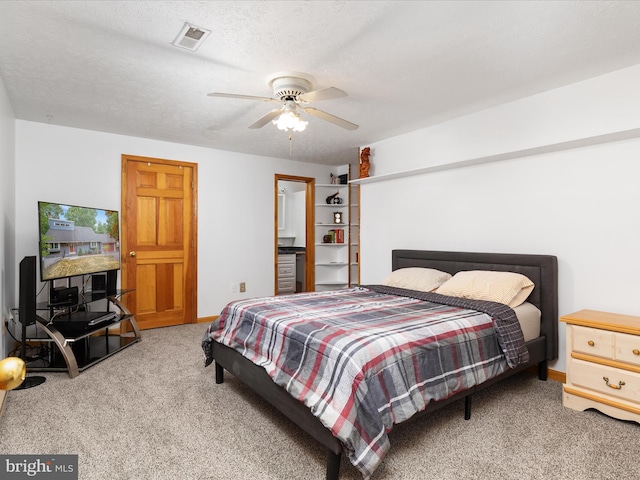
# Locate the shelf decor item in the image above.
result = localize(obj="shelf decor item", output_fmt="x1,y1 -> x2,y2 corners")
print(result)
325,191 -> 343,204
333,212 -> 343,224
359,147 -> 371,178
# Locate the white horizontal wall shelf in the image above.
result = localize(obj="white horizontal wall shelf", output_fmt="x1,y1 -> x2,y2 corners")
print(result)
350,127 -> 640,185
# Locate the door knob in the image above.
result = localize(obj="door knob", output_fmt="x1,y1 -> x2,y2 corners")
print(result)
129,251 -> 136,257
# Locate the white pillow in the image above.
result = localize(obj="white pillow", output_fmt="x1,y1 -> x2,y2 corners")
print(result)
382,267 -> 452,292
435,270 -> 534,308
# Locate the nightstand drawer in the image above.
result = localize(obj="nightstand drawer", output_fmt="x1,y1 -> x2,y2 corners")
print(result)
616,331 -> 640,367
569,358 -> 640,404
572,325 -> 614,359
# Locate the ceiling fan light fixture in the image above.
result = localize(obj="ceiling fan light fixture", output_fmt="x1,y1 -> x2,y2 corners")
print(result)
273,110 -> 308,132
208,71 -> 358,131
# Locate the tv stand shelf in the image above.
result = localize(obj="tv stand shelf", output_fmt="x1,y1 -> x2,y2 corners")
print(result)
29,290 -> 141,378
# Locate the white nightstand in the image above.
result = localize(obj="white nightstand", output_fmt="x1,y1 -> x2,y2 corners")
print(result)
561,309 -> 640,423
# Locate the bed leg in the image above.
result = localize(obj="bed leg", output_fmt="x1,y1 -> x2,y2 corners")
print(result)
326,450 -> 341,480
215,361 -> 224,384
464,395 -> 472,420
538,360 -> 548,381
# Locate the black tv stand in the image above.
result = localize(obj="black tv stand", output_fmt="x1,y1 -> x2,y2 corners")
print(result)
29,289 -> 141,378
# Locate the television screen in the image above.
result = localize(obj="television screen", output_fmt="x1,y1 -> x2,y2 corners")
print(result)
38,201 -> 121,282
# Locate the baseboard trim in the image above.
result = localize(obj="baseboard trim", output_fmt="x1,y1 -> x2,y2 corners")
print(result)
196,315 -> 218,324
526,366 -> 565,383
0,390 -> 7,420
548,368 -> 565,383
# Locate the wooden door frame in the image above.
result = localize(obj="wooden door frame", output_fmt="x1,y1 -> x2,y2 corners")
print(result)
274,174 -> 315,295
121,154 -> 198,323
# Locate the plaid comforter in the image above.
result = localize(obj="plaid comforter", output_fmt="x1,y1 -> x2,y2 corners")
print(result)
202,286 -> 528,478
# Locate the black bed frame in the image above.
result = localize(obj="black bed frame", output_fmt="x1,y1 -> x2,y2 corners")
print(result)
212,250 -> 558,479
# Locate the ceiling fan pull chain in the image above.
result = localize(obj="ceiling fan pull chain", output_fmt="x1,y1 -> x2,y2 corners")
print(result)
289,132 -> 293,157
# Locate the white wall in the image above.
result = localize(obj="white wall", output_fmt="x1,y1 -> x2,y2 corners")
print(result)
277,181 -> 307,247
368,64 -> 640,177
0,75 -> 16,359
289,190 -> 307,247
360,64 -> 640,373
14,121 -> 334,318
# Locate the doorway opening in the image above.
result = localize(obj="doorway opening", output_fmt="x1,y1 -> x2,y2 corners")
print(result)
274,174 -> 315,295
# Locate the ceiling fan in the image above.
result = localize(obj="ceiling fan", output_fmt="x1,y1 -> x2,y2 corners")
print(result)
207,72 -> 359,131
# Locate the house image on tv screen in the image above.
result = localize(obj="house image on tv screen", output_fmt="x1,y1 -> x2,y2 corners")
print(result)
41,216 -> 121,280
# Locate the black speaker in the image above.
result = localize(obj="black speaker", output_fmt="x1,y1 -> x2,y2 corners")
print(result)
91,273 -> 107,293
16,255 -> 46,389
106,270 -> 117,295
19,256 -> 37,326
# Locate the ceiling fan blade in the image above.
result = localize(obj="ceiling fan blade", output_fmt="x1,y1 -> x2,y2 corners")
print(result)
248,108 -> 282,129
303,107 -> 359,131
298,87 -> 347,103
207,92 -> 279,103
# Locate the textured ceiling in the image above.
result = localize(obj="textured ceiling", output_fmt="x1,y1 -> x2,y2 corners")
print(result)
2,1 -> 640,165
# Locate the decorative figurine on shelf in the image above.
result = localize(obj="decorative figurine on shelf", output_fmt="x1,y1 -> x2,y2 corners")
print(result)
330,173 -> 337,184
333,211 -> 343,224
325,191 -> 343,204
359,147 -> 371,178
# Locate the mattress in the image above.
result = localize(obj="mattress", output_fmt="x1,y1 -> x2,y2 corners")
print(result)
513,301 -> 541,342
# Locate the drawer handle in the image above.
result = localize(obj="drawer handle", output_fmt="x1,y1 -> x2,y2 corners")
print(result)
603,377 -> 625,390
633,349 -> 640,356
587,340 -> 595,347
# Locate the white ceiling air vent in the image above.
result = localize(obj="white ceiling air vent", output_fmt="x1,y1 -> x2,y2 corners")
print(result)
172,23 -> 211,52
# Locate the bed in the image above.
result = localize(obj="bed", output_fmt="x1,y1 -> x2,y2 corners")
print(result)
202,250 -> 558,479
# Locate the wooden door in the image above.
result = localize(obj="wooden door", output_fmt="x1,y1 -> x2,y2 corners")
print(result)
121,155 -> 197,329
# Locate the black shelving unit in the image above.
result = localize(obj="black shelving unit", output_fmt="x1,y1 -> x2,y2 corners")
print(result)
28,290 -> 141,378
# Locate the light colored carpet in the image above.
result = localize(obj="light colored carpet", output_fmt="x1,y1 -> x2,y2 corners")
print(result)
1,323 -> 638,480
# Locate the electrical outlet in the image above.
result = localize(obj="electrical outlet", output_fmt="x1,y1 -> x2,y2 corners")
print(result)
230,283 -> 237,293
239,282 -> 246,293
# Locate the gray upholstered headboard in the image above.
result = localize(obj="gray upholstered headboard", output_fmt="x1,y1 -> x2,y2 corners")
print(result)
391,250 -> 558,360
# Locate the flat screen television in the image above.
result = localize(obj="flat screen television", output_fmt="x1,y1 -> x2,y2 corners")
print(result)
38,201 -> 121,282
